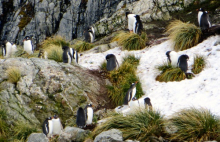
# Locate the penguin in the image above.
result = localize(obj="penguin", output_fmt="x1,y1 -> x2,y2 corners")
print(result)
42,117 -> 53,138
3,40 -> 12,58
129,97 -> 140,111
76,107 -> 86,128
197,8 -> 211,31
144,97 -> 152,111
84,104 -> 93,125
126,12 -> 143,34
38,49 -> 48,59
133,15 -> 143,34
1,44 -> 6,56
123,81 -> 138,106
106,54 -> 119,71
23,36 -> 34,54
166,51 -> 179,67
84,26 -> 95,43
52,114 -> 63,135
126,12 -> 136,33
178,54 -> 189,77
62,46 -> 72,63
69,47 -> 78,63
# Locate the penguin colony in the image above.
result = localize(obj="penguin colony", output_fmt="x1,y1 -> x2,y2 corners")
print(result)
76,104 -> 94,128
42,114 -> 63,137
1,40 -> 17,58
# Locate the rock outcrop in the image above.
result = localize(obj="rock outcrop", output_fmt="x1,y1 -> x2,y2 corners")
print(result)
0,57 -> 109,125
94,129 -> 123,142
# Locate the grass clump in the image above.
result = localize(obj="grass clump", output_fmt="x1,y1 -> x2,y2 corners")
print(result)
6,67 -> 21,83
156,63 -> 187,82
46,45 -> 63,62
13,121 -> 38,141
93,110 -> 165,141
74,41 -> 94,52
166,20 -> 202,51
0,109 -> 9,140
169,107 -> 220,141
192,55 -> 206,74
112,32 -> 148,50
14,46 -> 39,58
104,55 -> 143,106
41,35 -> 70,49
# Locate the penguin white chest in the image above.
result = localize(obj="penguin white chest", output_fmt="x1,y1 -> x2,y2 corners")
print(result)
86,107 -> 93,125
67,52 -> 72,63
52,118 -> 62,135
170,51 -> 178,67
6,42 -> 12,57
23,40 -> 33,54
198,11 -> 203,26
89,32 -> 94,43
132,87 -> 136,99
47,120 -> 53,137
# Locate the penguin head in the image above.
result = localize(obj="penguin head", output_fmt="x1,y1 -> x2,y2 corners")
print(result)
106,54 -> 115,61
166,51 -> 171,57
48,117 -> 53,120
131,81 -> 138,88
62,46 -> 69,51
198,8 -> 205,12
125,12 -> 131,18
182,54 -> 189,60
23,36 -> 31,42
144,97 -> 151,104
135,15 -> 141,22
87,104 -> 92,107
53,114 -> 59,119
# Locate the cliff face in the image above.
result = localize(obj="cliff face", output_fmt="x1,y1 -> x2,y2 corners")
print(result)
0,0 -> 138,48
0,58 -> 109,125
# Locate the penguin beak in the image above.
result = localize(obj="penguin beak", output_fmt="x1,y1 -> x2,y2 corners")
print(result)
135,81 -> 138,84
196,9 -> 198,11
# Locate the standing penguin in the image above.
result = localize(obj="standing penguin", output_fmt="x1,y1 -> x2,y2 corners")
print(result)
76,107 -> 86,128
126,12 -> 143,34
106,54 -> 119,71
62,46 -> 72,63
38,49 -> 48,59
42,117 -> 53,138
144,97 -> 152,111
178,54 -> 189,77
69,48 -> 78,63
84,26 -> 95,43
23,36 -> 34,54
123,81 -> 138,106
166,51 -> 179,67
84,104 -> 93,125
134,15 -> 143,34
52,114 -> 63,135
1,44 -> 6,56
3,40 -> 12,58
198,8 -> 211,31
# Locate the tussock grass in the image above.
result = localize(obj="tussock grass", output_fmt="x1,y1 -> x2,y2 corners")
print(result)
74,41 -> 94,52
156,63 -> 186,82
93,110 -> 165,141
166,20 -> 202,51
112,32 -> 148,50
192,55 -> 206,74
104,55 -> 143,106
45,45 -> 63,62
6,67 -> 21,83
41,35 -> 69,49
99,61 -> 107,71
14,46 -> 39,58
0,109 -> 9,139
169,107 -> 220,141
13,121 -> 38,141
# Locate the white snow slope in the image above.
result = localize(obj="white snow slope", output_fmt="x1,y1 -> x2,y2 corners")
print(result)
79,35 -> 220,117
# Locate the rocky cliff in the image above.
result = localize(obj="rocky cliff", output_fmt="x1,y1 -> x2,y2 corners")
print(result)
0,58 -> 109,126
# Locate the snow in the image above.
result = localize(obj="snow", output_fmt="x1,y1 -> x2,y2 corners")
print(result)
79,35 -> 220,117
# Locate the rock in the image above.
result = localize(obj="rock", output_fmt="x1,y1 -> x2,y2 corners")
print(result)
58,126 -> 90,142
27,133 -> 49,142
0,57 -> 109,126
125,140 -> 140,142
94,129 -> 123,142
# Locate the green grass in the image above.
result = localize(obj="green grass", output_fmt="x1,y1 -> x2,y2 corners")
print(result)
192,55 -> 206,74
13,121 -> 38,141
156,63 -> 188,82
46,45 -> 63,62
92,110 -> 165,141
74,41 -> 94,52
112,32 -> 148,50
169,107 -> 220,141
0,109 -> 9,140
102,55 -> 143,106
6,67 -> 21,83
166,20 -> 202,51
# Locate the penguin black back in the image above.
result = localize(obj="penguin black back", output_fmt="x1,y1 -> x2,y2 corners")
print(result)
62,46 -> 71,63
134,15 -> 143,34
106,54 -> 119,71
76,107 -> 86,128
166,51 -> 171,63
42,117 -> 52,136
178,54 -> 189,73
123,82 -> 137,105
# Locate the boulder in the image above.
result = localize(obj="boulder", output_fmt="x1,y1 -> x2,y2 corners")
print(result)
94,129 -> 123,142
27,133 -> 49,142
